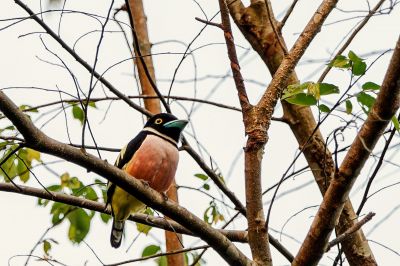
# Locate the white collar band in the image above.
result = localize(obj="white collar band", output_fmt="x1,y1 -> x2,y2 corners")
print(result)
143,127 -> 178,146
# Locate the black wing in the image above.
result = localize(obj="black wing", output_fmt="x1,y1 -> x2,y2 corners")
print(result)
106,131 -> 148,208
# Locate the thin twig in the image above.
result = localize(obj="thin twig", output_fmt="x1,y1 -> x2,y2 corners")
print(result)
14,0 -> 152,117
318,0 -> 387,82
280,0 -> 300,29
195,17 -> 223,29
104,245 -> 209,266
326,212 -> 376,251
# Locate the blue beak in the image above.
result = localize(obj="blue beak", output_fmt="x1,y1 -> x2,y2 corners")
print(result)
163,119 -> 188,130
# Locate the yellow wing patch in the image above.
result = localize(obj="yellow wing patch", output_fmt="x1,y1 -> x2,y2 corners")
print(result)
111,186 -> 146,221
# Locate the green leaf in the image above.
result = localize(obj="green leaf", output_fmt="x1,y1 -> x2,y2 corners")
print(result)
285,93 -> 317,106
362,82 -> 380,91
0,142 -> 9,151
100,213 -> 111,223
43,240 -> 51,255
357,92 -> 376,113
194,173 -> 208,181
88,101 -> 97,108
60,172 -> 70,187
136,222 -> 153,235
307,82 -> 320,100
348,51 -> 366,76
144,208 -> 154,216
203,183 -> 210,190
345,100 -> 353,114
50,202 -> 70,224
319,104 -> 330,113
72,105 -> 85,125
68,176 -> 81,190
142,244 -> 161,257
67,208 -> 91,243
392,116 -> 400,131
47,184 -> 62,192
282,82 -> 311,99
203,206 -> 211,224
0,148 -> 17,180
26,148 -> 40,162
203,202 -> 224,225
319,83 -> 339,96
328,55 -> 350,68
82,186 -> 98,201
38,198 -> 49,206
0,125 -> 15,134
17,160 -> 29,183
157,256 -> 168,266
19,105 -> 38,113
348,50 -> 362,62
352,60 -> 367,76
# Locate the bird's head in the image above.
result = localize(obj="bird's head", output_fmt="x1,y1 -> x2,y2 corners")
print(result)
143,113 -> 188,143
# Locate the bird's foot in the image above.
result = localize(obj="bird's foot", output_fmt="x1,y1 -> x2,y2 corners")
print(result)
161,192 -> 169,201
141,180 -> 150,187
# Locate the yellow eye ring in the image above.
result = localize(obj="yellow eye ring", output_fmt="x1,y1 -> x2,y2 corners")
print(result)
155,118 -> 163,124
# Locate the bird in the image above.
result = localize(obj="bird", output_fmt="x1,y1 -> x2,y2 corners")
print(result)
106,113 -> 188,248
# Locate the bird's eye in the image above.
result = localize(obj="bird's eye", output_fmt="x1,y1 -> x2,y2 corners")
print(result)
155,118 -> 163,124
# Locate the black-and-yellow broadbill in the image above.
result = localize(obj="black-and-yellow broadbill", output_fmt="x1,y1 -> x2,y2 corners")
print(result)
106,113 -> 188,248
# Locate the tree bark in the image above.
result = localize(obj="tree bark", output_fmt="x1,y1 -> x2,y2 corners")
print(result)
227,0 -> 377,264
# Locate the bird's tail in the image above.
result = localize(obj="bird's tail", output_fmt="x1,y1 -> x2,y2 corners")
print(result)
110,219 -> 125,248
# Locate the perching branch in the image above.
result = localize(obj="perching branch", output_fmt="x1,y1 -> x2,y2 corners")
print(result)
0,90 -> 251,265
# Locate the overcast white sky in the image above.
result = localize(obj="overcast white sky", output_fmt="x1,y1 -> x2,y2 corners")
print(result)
1,0 -> 400,265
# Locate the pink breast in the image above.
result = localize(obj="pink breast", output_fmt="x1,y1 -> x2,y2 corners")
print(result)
125,135 -> 179,192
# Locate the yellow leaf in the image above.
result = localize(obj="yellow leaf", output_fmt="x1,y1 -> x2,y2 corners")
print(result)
26,148 -> 41,162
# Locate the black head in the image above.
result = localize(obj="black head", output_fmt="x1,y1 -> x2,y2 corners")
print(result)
143,113 -> 188,143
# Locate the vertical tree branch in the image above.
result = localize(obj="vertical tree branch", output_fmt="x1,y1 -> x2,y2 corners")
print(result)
222,0 -> 338,264
128,0 -> 161,113
125,0 -> 184,264
123,0 -> 171,113
219,0 -> 269,264
293,35 -> 400,266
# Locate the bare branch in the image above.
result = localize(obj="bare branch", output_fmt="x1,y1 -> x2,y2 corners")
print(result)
280,0 -> 300,29
219,0 -> 269,264
293,35 -> 400,266
104,245 -> 209,266
219,0 -> 251,112
326,212 -> 375,251
195,17 -> 223,29
0,183 -> 248,243
14,0 -> 152,117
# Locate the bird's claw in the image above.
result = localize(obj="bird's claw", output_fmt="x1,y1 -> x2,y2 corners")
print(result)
141,180 -> 150,187
162,192 -> 168,201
